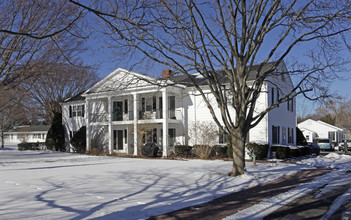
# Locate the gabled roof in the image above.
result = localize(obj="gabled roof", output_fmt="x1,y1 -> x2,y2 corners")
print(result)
65,61 -> 287,99
63,91 -> 86,103
298,119 -> 344,132
5,125 -> 50,133
299,127 -> 317,134
316,120 -> 344,131
84,68 -> 168,95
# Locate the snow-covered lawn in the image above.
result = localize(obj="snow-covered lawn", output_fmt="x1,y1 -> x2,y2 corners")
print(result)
0,147 -> 306,220
1,147 -> 351,220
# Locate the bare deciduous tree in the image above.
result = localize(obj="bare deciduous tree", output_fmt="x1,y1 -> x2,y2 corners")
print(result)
0,0 -> 85,86
0,87 -> 28,147
316,98 -> 351,133
21,63 -> 99,123
0,0 -> 88,126
71,0 -> 351,176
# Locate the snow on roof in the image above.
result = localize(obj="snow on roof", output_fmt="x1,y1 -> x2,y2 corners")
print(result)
316,120 -> 344,132
298,119 -> 344,132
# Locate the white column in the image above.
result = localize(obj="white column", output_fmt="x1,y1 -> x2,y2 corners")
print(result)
162,88 -> 169,157
133,93 -> 138,155
86,99 -> 91,152
108,96 -> 113,154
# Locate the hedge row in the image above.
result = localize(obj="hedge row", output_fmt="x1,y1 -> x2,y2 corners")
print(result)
246,143 -> 270,160
174,143 -> 310,160
174,145 -> 229,158
271,145 -> 310,159
18,143 -> 44,151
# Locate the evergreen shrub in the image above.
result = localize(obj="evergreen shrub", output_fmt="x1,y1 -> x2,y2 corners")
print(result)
70,126 -> 86,153
174,145 -> 192,157
45,112 -> 65,151
18,143 -> 40,151
213,145 -> 228,158
296,127 -> 307,146
289,147 -> 300,157
246,142 -> 269,160
272,145 -> 290,159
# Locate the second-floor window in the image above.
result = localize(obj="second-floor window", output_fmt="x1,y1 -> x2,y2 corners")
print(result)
70,105 -> 85,118
169,96 -> 175,119
271,87 -> 279,107
287,98 -> 294,112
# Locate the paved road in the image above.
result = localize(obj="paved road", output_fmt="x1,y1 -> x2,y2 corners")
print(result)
264,171 -> 351,220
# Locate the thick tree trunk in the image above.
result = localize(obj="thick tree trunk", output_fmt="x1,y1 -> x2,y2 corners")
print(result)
1,130 -> 4,148
230,132 -> 246,176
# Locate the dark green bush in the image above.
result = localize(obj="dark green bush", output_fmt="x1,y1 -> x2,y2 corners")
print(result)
213,145 -> 228,158
70,126 -> 86,153
271,145 -> 290,159
246,142 -> 269,160
289,147 -> 300,157
46,111 -> 65,151
174,145 -> 192,157
298,146 -> 309,156
18,143 -> 40,151
296,127 -> 307,146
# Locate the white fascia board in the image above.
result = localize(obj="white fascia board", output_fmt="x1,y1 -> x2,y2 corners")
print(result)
316,120 -> 344,131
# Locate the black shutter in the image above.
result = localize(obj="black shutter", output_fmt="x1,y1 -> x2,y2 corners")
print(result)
82,105 -> 85,117
69,106 -> 72,118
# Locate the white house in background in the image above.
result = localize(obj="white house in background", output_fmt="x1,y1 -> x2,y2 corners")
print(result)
0,125 -> 50,147
62,61 -> 296,156
298,119 -> 346,144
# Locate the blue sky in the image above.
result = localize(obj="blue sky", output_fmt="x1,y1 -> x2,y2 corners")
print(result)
81,36 -> 351,118
80,9 -> 351,118
81,38 -> 351,118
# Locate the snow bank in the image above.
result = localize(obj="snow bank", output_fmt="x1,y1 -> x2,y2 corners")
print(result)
298,153 -> 351,170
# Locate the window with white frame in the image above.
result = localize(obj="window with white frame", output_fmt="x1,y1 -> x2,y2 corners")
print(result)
282,127 -> 287,145
33,133 -> 42,139
288,128 -> 294,144
69,105 -> 85,118
328,131 -> 336,142
169,128 -> 176,146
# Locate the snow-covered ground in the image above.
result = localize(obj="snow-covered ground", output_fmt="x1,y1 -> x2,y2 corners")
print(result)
1,146 -> 351,220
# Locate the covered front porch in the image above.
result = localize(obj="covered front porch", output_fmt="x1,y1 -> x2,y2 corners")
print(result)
84,87 -> 184,156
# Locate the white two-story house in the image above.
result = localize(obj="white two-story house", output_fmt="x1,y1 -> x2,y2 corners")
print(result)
62,61 -> 296,156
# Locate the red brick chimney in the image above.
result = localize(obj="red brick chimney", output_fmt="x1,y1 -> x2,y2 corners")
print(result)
162,69 -> 172,78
